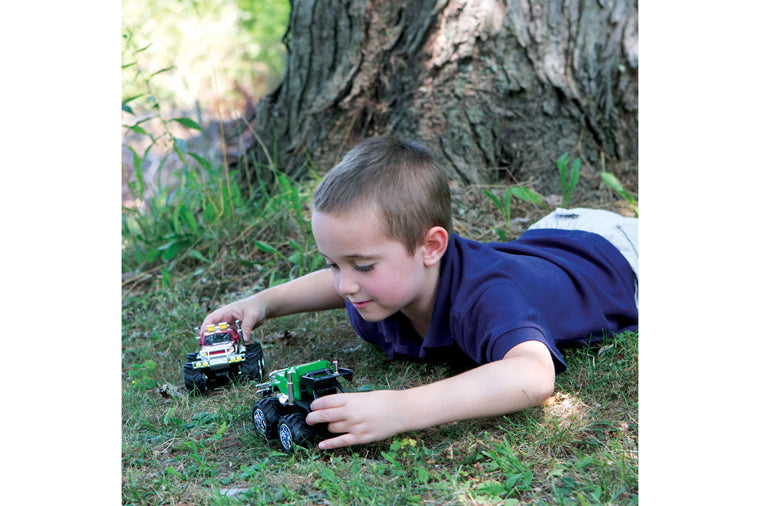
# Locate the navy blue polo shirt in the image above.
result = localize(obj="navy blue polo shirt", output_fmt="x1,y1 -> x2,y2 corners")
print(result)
345,230 -> 638,373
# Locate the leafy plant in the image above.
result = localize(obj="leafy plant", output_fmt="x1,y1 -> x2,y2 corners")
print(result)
480,440 -> 534,497
601,171 -> 639,217
557,152 -> 581,207
484,186 -> 546,241
122,32 -> 242,279
128,360 -> 158,390
122,31 -> 323,292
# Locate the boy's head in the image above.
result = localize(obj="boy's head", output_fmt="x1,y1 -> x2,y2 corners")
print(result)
312,135 -> 452,255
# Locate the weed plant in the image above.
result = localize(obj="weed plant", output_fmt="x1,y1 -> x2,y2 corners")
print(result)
557,152 -> 582,208
556,152 -> 638,217
601,171 -> 639,217
484,185 -> 546,241
122,33 -> 321,295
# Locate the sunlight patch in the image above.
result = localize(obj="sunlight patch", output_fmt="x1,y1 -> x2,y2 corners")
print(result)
542,392 -> 588,428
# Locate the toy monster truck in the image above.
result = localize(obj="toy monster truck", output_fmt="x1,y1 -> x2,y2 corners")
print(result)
252,359 -> 353,452
183,320 -> 265,394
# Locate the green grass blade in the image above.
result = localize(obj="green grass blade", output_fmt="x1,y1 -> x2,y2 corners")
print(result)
124,123 -> 150,136
179,204 -> 200,236
484,190 -> 505,216
126,146 -> 146,200
171,204 -> 184,234
503,189 -> 512,225
134,42 -> 153,54
600,171 -> 624,193
510,186 -> 544,206
122,95 -> 143,115
254,240 -> 281,256
171,117 -> 204,132
556,153 -> 569,197
569,158 -> 581,198
601,171 -> 638,216
188,249 -> 209,263
149,66 -> 174,78
188,152 -> 213,172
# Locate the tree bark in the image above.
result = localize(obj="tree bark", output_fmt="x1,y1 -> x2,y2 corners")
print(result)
241,0 -> 637,193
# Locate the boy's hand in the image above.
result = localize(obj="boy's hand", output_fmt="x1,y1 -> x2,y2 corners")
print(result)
200,298 -> 266,343
306,391 -> 409,449
305,341 -> 555,450
199,269 -> 345,343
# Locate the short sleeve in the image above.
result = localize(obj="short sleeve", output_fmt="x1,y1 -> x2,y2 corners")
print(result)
488,326 -> 567,373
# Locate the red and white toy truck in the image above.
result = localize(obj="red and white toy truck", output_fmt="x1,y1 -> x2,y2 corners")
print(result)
183,320 -> 265,394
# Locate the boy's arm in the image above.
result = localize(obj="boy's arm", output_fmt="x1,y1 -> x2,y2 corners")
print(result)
200,269 -> 345,341
306,340 -> 555,449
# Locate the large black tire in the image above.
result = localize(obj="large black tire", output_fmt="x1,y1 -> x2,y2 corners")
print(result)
278,413 -> 313,453
252,398 -> 284,440
183,364 -> 207,394
240,342 -> 265,382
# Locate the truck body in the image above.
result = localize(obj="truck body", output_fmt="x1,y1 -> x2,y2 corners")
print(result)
252,359 -> 353,452
183,320 -> 265,393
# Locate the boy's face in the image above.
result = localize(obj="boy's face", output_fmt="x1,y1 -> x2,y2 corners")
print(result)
311,208 -> 433,323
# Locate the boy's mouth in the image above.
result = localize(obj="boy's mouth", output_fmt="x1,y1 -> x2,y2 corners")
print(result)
349,300 -> 372,309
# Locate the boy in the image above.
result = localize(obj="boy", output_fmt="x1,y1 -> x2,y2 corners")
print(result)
201,135 -> 638,450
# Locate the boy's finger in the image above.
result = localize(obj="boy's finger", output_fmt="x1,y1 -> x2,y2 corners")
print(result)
310,393 -> 347,411
317,433 -> 356,450
305,405 -> 343,425
241,320 -> 253,342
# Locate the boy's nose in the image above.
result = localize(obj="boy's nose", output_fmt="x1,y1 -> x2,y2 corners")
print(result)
337,273 -> 359,296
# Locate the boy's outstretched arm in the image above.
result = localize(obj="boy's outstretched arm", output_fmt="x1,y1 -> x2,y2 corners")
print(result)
200,269 -> 345,341
306,340 -> 555,449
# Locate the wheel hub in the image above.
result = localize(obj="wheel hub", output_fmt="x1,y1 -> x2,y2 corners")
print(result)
253,409 -> 267,435
279,424 -> 293,452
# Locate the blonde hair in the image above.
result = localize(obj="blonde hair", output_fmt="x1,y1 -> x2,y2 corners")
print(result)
312,136 -> 451,255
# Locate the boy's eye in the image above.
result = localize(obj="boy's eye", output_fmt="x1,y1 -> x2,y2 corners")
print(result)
325,261 -> 374,272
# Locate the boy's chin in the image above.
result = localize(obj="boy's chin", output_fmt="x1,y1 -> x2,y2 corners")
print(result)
354,306 -> 396,323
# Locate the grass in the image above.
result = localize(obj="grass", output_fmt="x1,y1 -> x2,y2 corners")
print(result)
123,281 -> 638,504
122,179 -> 639,505
121,141 -> 639,506
121,130 -> 639,505
122,33 -> 638,504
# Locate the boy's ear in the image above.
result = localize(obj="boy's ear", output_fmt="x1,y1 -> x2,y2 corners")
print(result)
422,226 -> 448,266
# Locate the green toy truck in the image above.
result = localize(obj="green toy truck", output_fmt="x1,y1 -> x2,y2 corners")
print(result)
252,359 -> 353,452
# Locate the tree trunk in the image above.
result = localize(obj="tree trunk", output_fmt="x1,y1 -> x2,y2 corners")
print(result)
240,0 -> 637,194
